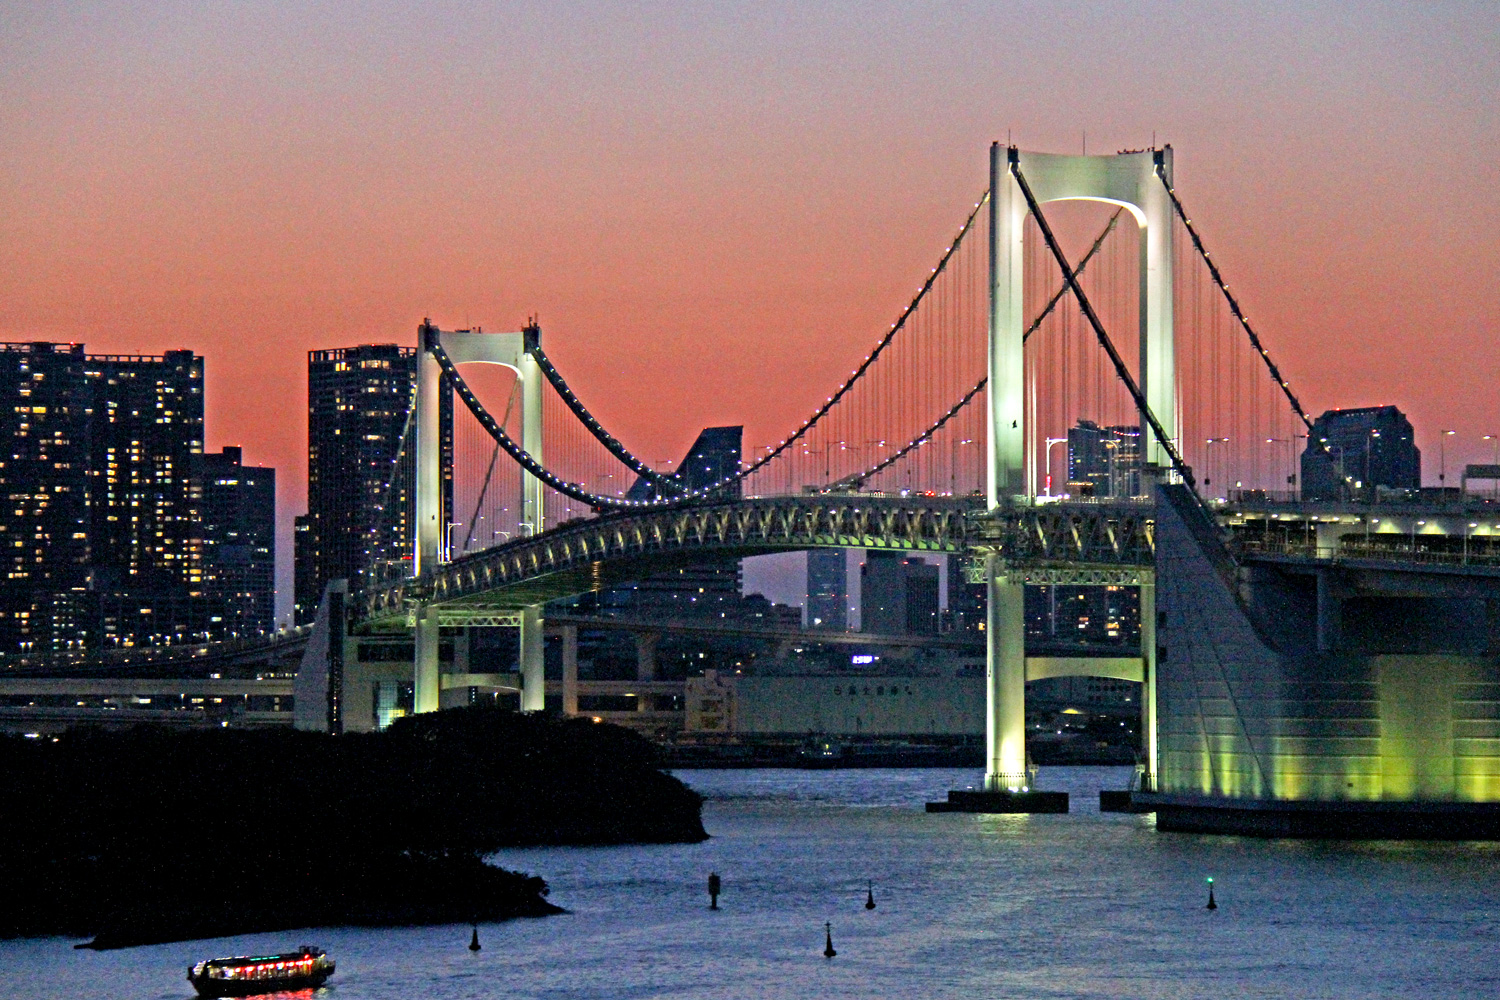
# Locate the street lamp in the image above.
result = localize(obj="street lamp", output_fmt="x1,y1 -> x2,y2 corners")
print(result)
1484,434 -> 1500,499
1440,429 -> 1456,489
1044,437 -> 1068,498
1204,438 -> 1229,499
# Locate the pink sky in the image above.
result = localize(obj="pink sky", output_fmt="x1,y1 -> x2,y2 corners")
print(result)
4,3 -> 1498,610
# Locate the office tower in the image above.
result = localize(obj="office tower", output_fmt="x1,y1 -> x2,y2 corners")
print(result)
297,345 -> 451,623
87,349 -> 207,647
1067,419 -> 1141,498
197,447 -> 276,637
1301,405 -> 1420,501
861,552 -> 939,636
0,343 -> 92,653
806,548 -> 848,630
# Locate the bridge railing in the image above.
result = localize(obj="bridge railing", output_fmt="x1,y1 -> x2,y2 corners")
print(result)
1235,537 -> 1500,569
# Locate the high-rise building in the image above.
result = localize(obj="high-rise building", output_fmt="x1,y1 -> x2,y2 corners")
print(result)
1067,419 -> 1141,498
86,350 -> 208,648
197,447 -> 276,637
1,342 -> 283,653
1301,405 -> 1420,501
0,343 -> 92,653
296,345 -> 451,623
806,548 -> 848,630
861,552 -> 939,636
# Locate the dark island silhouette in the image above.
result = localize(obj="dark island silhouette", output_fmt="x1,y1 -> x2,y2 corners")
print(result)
0,706 -> 706,948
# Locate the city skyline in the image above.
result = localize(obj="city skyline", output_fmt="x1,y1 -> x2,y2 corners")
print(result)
4,4 -> 1498,600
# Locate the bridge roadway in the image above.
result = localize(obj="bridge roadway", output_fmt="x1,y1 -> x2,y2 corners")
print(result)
357,493 -> 1159,630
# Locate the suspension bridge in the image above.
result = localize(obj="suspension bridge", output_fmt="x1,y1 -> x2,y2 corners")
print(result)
320,142 -> 1500,833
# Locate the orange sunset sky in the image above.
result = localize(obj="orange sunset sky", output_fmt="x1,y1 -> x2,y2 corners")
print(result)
3,4 -> 1498,610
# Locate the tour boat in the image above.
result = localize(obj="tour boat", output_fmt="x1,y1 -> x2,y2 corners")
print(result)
187,946 -> 335,997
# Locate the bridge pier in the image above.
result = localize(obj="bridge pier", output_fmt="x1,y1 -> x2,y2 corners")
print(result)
985,558 -> 1028,791
519,606 -> 545,712
561,624 -> 579,716
414,608 -> 441,715
1141,579 -> 1158,787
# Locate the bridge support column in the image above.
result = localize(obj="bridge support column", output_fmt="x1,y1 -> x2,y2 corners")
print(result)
985,558 -> 1028,791
414,607 -> 441,715
1317,569 -> 1343,653
1140,579 -> 1158,788
561,624 -> 578,716
520,326 -> 545,535
519,606 -> 545,712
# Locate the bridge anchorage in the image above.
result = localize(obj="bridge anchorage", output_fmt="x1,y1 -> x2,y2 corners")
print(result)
336,141 -> 1500,836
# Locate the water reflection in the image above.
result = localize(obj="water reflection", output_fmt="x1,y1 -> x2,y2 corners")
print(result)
5,767 -> 1498,999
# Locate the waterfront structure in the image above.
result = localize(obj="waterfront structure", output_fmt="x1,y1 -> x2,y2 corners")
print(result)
196,447 -> 276,637
1067,419 -> 1141,498
806,548 -> 848,630
1300,405 -> 1420,501
296,344 -> 451,624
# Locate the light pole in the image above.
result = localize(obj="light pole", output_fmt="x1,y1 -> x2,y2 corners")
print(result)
1044,437 -> 1068,497
1484,435 -> 1500,499
445,521 -> 462,563
1204,438 -> 1229,499
1440,429 -> 1456,491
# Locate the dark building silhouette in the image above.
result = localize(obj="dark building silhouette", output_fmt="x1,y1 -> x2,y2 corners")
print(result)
1301,405 -> 1420,501
945,554 -> 985,635
861,552 -> 940,636
0,343 -> 92,653
296,345 -> 451,624
806,548 -> 848,630
1067,419 -> 1141,498
614,426 -> 745,618
196,447 -> 276,637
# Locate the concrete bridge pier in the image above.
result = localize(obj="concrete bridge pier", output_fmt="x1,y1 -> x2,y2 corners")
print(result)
414,608 -> 441,715
985,557 -> 1029,791
519,606 -> 546,712
560,624 -> 579,715
1140,579 -> 1158,787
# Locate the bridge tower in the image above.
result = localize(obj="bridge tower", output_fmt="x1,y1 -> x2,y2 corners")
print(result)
984,144 -> 1173,791
414,322 -> 547,714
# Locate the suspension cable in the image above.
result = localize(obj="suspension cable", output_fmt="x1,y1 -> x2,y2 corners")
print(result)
1157,164 -> 1355,495
835,208 -> 1124,491
1155,165 -> 1313,433
725,190 -> 990,481
526,338 -> 687,494
1010,153 -> 1197,492
428,335 -> 625,509
461,381 -> 518,551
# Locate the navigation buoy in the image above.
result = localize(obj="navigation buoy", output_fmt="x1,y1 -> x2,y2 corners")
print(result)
469,924 -> 482,951
708,872 -> 721,910
865,881 -> 876,910
823,922 -> 837,958
1206,878 -> 1218,911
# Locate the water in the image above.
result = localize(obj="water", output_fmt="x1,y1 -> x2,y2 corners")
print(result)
5,767 -> 1499,999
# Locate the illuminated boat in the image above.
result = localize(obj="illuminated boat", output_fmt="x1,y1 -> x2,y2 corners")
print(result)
187,946 -> 335,997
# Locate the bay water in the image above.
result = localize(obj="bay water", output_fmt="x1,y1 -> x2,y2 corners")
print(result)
4,767 -> 1497,998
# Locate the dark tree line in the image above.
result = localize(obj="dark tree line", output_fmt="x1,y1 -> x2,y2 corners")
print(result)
0,707 -> 706,945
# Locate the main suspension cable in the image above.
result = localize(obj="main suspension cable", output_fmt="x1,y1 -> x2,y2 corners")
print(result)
1157,163 -> 1354,494
527,337 -> 687,494
836,208 -> 1124,492
1011,153 -> 1196,492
